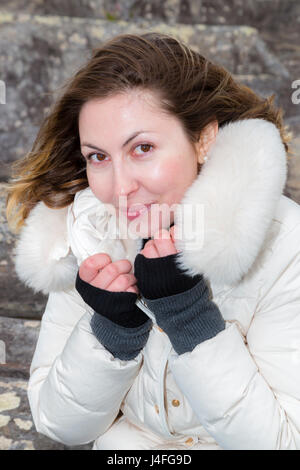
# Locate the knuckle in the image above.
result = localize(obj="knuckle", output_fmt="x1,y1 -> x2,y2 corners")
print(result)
91,279 -> 104,289
89,253 -> 111,266
106,263 -> 118,278
101,253 -> 111,264
81,257 -> 90,268
118,275 -> 129,290
117,259 -> 131,272
78,264 -> 87,280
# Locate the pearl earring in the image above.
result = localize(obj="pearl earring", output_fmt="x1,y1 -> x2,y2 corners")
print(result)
203,156 -> 208,162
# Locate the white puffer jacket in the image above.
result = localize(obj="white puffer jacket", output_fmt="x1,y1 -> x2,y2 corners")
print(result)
14,119 -> 300,450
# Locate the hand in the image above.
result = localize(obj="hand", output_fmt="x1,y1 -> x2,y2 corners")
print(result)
141,226 -> 179,259
79,253 -> 139,294
134,225 -> 202,300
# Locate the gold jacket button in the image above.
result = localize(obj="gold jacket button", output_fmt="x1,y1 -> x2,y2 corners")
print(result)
172,399 -> 180,407
157,326 -> 164,333
154,404 -> 159,414
185,437 -> 194,446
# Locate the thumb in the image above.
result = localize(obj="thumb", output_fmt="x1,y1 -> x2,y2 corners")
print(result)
79,254 -> 111,283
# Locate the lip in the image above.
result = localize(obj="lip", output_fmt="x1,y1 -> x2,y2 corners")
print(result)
125,202 -> 155,221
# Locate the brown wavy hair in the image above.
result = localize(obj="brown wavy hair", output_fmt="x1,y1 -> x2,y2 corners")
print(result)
5,31 -> 292,234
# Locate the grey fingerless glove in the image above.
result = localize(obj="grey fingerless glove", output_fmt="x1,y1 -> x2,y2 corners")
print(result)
144,279 -> 225,355
134,253 -> 225,355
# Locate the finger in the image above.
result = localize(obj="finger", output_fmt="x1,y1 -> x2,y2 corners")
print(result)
142,239 -> 160,258
126,285 -> 139,294
153,229 -> 177,257
169,225 -> 176,242
91,259 -> 132,289
169,225 -> 180,252
79,253 -> 111,283
106,273 -> 137,292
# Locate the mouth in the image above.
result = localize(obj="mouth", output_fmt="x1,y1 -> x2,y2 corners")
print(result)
119,202 -> 156,221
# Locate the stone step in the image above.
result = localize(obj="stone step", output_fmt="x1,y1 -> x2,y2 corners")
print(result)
0,315 -> 93,449
0,2 -> 298,114
0,184 -> 47,321
0,12 -> 292,181
0,0 -> 298,28
0,316 -> 41,375
0,376 -> 93,449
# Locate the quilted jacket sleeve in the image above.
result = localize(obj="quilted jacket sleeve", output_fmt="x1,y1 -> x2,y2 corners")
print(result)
168,222 -> 300,450
27,287 -> 143,446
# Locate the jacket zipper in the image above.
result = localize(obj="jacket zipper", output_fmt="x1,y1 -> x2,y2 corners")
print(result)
137,295 -> 181,439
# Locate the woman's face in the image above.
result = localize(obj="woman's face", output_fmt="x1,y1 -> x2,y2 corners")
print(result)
79,90 -> 215,238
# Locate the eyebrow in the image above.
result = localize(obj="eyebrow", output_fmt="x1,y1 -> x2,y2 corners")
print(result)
81,130 -> 151,154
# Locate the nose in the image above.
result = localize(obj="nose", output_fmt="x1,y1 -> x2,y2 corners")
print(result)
112,165 -> 139,205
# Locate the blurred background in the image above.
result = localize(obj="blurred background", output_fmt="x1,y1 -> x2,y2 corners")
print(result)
0,0 -> 299,450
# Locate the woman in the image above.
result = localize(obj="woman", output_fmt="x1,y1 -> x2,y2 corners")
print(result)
6,32 -> 300,450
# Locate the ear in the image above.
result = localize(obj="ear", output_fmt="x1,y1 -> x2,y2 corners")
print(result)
196,120 -> 219,165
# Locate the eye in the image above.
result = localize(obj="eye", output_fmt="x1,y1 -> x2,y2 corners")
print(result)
85,152 -> 108,164
82,143 -> 154,166
134,143 -> 153,155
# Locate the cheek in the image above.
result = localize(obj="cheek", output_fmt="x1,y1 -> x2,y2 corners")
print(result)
145,160 -> 181,193
150,158 -> 195,196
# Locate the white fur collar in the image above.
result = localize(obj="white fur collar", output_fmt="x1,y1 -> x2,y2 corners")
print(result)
14,118 -> 287,295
